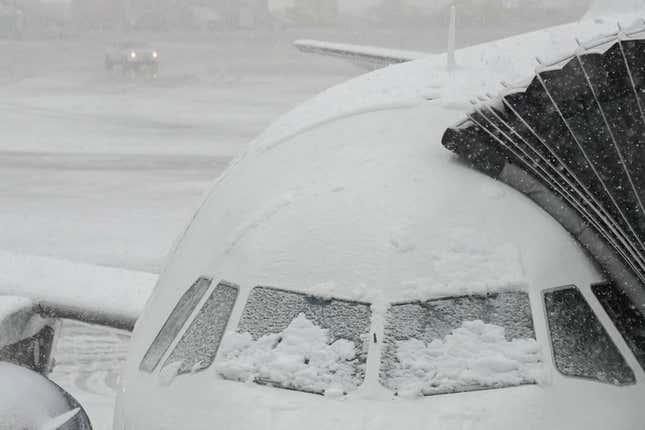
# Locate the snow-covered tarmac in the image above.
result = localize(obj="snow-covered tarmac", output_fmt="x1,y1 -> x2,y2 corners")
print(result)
0,32 -> 360,273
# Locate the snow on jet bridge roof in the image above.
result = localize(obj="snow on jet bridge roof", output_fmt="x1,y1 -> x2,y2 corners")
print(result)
256,13 -> 645,152
442,26 -> 645,313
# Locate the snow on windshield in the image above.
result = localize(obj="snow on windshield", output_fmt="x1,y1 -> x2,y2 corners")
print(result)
381,292 -> 540,395
140,277 -> 212,373
384,320 -> 542,396
163,282 -> 239,375
216,287 -> 371,395
216,313 -> 359,395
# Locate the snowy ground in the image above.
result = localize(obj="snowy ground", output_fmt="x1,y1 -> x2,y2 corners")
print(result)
0,24 -> 559,429
0,31 -> 363,273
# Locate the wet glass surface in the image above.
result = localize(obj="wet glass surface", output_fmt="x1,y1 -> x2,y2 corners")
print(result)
545,286 -> 635,385
592,282 -> 645,371
139,277 -> 211,372
164,282 -> 239,374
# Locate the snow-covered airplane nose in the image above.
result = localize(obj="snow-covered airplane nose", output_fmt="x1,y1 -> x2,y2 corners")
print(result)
115,94 -> 644,429
113,3 -> 644,429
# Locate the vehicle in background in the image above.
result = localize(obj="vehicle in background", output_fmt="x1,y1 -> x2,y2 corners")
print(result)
104,42 -> 159,77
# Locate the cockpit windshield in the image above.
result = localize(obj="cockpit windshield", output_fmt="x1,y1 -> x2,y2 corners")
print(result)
380,291 -> 541,396
163,281 -> 239,375
216,287 -> 372,396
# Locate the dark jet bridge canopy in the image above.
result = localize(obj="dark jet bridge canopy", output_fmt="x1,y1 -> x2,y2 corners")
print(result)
441,28 -> 645,316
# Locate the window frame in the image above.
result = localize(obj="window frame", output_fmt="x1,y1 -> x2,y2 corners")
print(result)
161,280 -> 240,375
542,284 -> 636,386
379,290 -> 539,396
590,281 -> 645,373
217,285 -> 374,395
139,277 -> 213,373
140,277 -> 241,375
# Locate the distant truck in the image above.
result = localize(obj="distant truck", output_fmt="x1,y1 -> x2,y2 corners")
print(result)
105,42 -> 159,77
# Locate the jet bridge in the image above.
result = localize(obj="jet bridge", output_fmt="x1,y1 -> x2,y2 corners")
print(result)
442,23 -> 645,313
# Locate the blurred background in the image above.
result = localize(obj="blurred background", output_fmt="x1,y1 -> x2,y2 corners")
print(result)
2,0 -> 589,39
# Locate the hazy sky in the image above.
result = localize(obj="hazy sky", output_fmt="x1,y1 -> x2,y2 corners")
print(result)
269,0 -> 380,14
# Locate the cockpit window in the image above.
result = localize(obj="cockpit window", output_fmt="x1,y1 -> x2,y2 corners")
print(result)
163,281 -> 239,375
140,277 -> 212,373
216,287 -> 372,396
380,291 -> 540,396
544,286 -> 635,385
592,282 -> 645,371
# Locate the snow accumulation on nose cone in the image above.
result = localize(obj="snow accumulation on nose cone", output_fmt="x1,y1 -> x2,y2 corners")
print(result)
387,320 -> 543,397
216,313 -> 359,396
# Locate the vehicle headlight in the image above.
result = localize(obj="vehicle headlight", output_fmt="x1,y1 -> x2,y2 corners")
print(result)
130,51 -> 137,59
152,51 -> 158,59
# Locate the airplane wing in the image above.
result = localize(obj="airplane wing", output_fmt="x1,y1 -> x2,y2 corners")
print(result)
294,6 -> 452,70
0,250 -> 156,331
293,39 -> 426,70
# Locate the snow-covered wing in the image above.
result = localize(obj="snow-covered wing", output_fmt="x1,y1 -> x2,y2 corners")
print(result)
293,39 -> 425,70
0,251 -> 156,331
